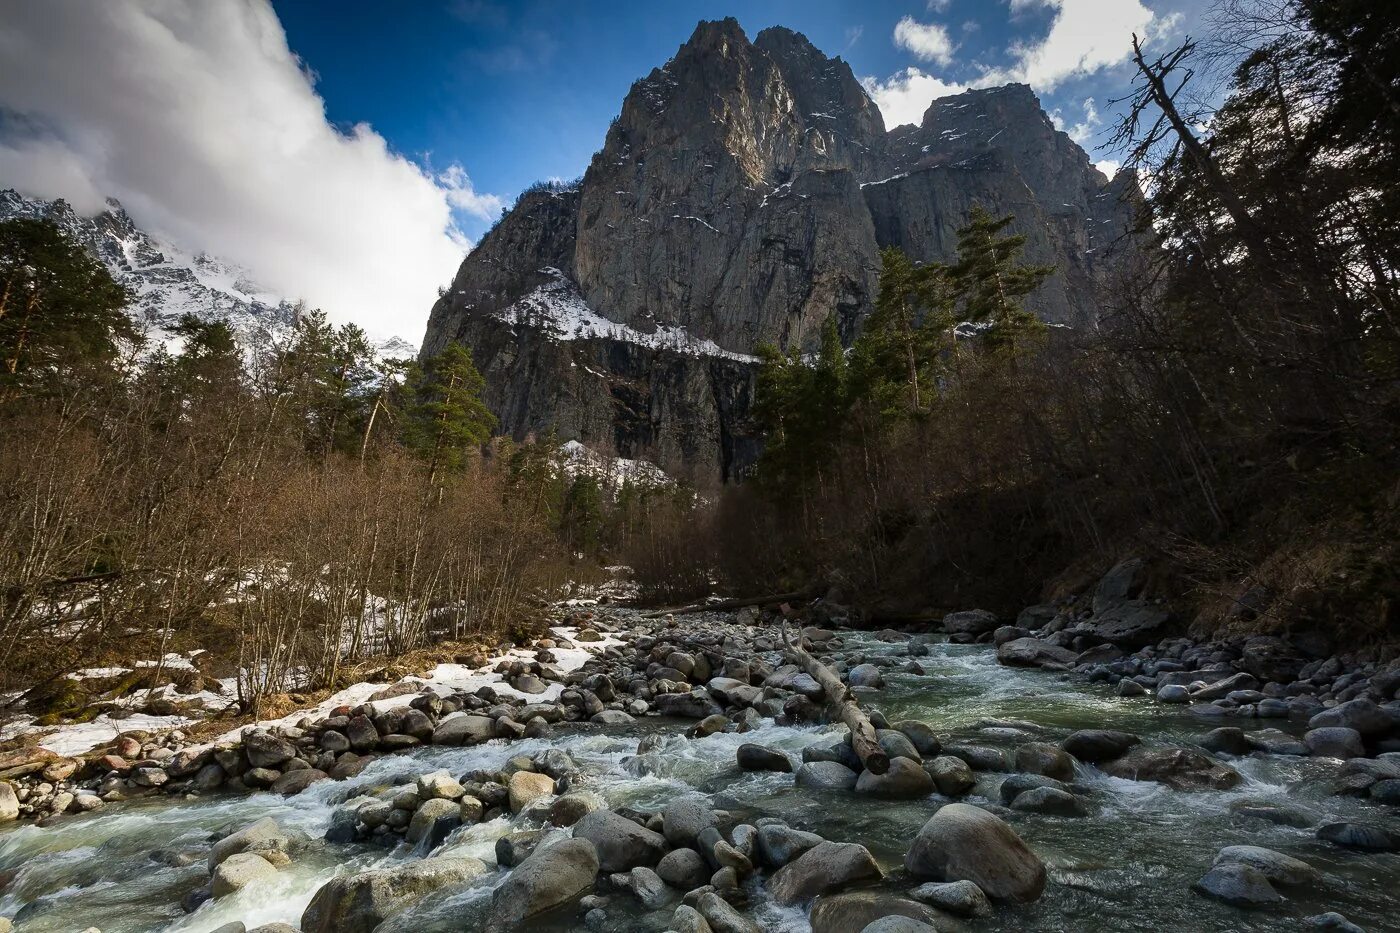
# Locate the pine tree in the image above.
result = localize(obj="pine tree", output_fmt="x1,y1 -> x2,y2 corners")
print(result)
0,218 -> 135,401
560,473 -> 604,556
402,342 -> 497,485
950,207 -> 1053,355
850,247 -> 955,414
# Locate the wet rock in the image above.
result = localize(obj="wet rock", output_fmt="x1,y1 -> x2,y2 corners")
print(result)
694,890 -> 760,933
1010,786 -> 1087,817
905,803 -> 1046,902
1309,698 -> 1396,737
431,714 -> 495,746
1192,863 -> 1281,907
417,770 -> 466,801
755,824 -> 824,868
1371,778 -> 1400,804
662,799 -> 718,847
550,791 -> 602,827
1308,911 -> 1366,932
243,732 -> 296,769
303,856 -> 489,933
892,721 -> 941,757
209,817 -> 288,872
997,773 -> 1069,805
1060,730 -> 1140,763
407,799 -> 459,845
1014,743 -> 1075,781
1305,727 -> 1366,759
736,743 -> 792,772
860,918 -> 939,933
943,610 -> 999,637
1191,672 -> 1259,701
495,831 -> 544,868
909,879 -> 992,917
1213,845 -> 1319,886
1229,799 -> 1315,828
768,841 -> 882,905
1100,746 -> 1241,790
1243,729 -> 1308,756
847,664 -> 884,689
658,847 -> 711,889
507,771 -> 555,813
212,852 -> 276,898
796,761 -> 860,791
629,865 -> 674,909
574,810 -> 669,872
998,638 -> 1077,668
808,891 -> 941,933
589,709 -> 634,725
670,904 -> 713,933
1116,679 -> 1148,697
877,730 -> 922,762
943,744 -> 1010,772
658,691 -> 724,719
346,715 -> 379,751
856,757 -> 934,800
1157,684 -> 1190,703
1199,727 -> 1251,755
0,783 -> 18,822
927,756 -> 976,796
1317,821 -> 1399,851
270,768 -> 328,796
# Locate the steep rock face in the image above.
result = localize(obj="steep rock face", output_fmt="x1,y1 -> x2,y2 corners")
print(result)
423,18 -> 1141,479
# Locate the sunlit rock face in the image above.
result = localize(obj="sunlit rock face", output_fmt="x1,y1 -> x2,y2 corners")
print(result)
423,19 -> 1141,481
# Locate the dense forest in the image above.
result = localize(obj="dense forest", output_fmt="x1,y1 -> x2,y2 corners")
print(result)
642,0 -> 1399,644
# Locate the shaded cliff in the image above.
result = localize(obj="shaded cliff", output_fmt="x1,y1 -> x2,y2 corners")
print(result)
423,19 -> 1141,481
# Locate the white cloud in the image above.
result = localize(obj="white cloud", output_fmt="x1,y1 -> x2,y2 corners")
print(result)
893,16 -> 957,66
1094,159 -> 1120,178
861,68 -> 968,128
978,0 -> 1158,91
0,1 -> 493,342
1050,97 -> 1101,145
927,0 -> 952,11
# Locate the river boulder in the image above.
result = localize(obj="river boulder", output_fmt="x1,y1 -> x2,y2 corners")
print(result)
1192,863 -> 1281,907
1100,746 -> 1241,791
855,757 -> 934,800
486,838 -> 599,930
768,841 -> 882,905
302,857 -> 489,933
573,810 -> 669,872
997,638 -> 1077,668
1060,729 -> 1140,763
905,803 -> 1045,902
808,891 -> 942,933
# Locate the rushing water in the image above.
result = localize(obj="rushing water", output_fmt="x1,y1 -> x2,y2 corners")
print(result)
2,630 -> 1398,932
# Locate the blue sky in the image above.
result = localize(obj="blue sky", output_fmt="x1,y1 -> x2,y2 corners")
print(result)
0,1 -> 1206,339
276,0 -> 1206,241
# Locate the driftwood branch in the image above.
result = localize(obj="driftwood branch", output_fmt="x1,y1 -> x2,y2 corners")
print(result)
780,620 -> 889,775
642,589 -> 816,618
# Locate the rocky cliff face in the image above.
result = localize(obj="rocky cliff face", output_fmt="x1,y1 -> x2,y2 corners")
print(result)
423,19 -> 1141,482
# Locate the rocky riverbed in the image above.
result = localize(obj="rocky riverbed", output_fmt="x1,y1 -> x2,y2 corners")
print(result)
0,601 -> 1398,932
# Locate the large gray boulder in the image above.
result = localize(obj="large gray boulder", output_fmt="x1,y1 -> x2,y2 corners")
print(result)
662,799 -> 718,847
211,852 -> 276,898
855,757 -> 934,800
1060,729 -> 1140,763
997,638 -> 1077,668
1309,698 -> 1397,737
209,817 -> 289,872
796,760 -> 859,790
1213,845 -> 1319,886
755,823 -> 824,868
1192,863 -> 1281,907
572,809 -> 668,872
768,841 -> 882,905
1088,603 -> 1176,649
808,891 -> 941,933
0,783 -> 18,822
942,610 -> 999,637
1100,746 -> 1241,790
904,803 -> 1046,902
486,838 -> 599,930
302,857 -> 489,933
430,713 -> 495,746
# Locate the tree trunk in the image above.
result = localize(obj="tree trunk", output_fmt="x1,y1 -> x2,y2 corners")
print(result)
780,621 -> 890,775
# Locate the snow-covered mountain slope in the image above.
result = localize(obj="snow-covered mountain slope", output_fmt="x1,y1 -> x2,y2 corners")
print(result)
1,189 -> 423,360
1,188 -> 301,351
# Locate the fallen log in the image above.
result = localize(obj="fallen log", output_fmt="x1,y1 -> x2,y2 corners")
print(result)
642,589 -> 816,618
780,621 -> 890,775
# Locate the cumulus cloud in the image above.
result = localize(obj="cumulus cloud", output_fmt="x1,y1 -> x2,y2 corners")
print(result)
893,17 -> 957,66
979,0 -> 1158,91
0,1 -> 493,342
1050,97 -> 1102,145
861,68 -> 968,128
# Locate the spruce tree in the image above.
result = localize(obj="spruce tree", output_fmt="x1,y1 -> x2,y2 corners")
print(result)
949,207 -> 1053,354
0,218 -> 134,401
403,342 -> 497,485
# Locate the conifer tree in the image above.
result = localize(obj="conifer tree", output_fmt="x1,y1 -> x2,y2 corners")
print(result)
0,218 -> 134,401
402,342 -> 496,485
850,247 -> 955,414
950,207 -> 1053,354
